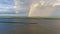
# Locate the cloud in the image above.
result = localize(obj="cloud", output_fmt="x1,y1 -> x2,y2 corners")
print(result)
28,0 -> 57,17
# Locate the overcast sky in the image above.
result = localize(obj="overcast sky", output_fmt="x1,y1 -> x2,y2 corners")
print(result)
0,0 -> 60,16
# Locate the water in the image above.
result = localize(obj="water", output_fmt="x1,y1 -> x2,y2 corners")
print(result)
0,18 -> 60,34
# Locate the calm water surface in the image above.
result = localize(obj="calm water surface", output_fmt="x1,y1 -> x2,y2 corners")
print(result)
0,18 -> 60,34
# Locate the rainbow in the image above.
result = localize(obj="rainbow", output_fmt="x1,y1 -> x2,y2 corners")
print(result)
28,2 -> 55,17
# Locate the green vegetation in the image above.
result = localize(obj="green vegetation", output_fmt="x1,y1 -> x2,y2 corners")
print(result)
0,16 -> 60,20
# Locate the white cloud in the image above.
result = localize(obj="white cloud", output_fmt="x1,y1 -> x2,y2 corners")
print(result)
28,0 -> 58,17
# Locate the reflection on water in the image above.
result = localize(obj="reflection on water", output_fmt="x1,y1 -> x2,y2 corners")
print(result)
0,18 -> 60,34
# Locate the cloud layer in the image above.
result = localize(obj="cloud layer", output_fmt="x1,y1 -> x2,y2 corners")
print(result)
28,0 -> 60,17
0,0 -> 60,17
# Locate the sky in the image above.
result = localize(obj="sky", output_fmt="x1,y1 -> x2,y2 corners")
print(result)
0,0 -> 30,16
28,0 -> 60,17
0,0 -> 60,17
